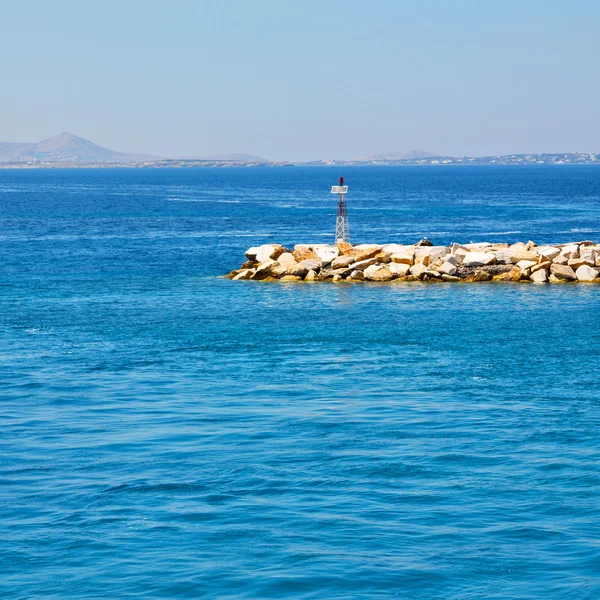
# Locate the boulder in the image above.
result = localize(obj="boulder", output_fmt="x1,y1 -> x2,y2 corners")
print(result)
388,262 -> 411,277
552,254 -> 569,265
391,253 -> 414,265
251,259 -> 277,280
232,269 -> 255,280
375,251 -> 392,263
517,260 -> 537,270
464,270 -> 493,282
280,275 -> 302,281
382,244 -> 408,254
463,252 -> 496,267
575,265 -> 600,282
337,241 -> 355,255
352,258 -> 379,271
255,244 -> 285,262
530,269 -> 548,283
244,247 -> 261,261
312,245 -> 339,265
277,252 -> 297,271
292,246 -> 319,262
331,254 -> 356,269
409,263 -> 429,278
349,270 -> 365,281
414,254 -> 431,266
550,264 -> 577,281
304,269 -> 317,281
299,259 -> 320,272
354,246 -> 382,262
364,264 -> 393,281
438,261 -> 457,276
537,246 -> 560,261
510,249 -> 538,264
441,274 -> 461,282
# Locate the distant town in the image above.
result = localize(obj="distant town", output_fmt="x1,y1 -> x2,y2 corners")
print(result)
0,132 -> 598,168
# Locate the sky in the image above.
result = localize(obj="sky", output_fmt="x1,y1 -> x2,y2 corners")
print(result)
1,0 -> 599,161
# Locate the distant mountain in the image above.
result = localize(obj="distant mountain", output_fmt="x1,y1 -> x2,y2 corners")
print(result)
178,152 -> 269,162
0,132 -> 155,163
355,149 -> 436,162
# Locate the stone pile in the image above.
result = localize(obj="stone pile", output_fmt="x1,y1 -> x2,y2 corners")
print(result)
226,240 -> 600,284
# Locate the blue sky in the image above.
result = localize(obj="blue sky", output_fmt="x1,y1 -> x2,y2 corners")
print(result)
1,0 -> 598,160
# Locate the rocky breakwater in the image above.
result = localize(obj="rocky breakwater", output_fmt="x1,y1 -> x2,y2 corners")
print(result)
226,240 -> 600,284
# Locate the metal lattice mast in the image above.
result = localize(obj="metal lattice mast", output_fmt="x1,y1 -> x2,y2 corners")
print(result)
331,176 -> 350,243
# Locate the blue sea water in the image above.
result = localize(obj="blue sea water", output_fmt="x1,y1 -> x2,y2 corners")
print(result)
1,166 -> 599,599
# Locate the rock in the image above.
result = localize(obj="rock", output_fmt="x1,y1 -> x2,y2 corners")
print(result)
354,246 -> 381,262
280,275 -> 302,281
277,252 -> 297,271
244,246 -> 261,261
517,260 -> 537,270
463,252 -> 496,267
464,270 -> 493,282
415,246 -> 449,263
575,265 -> 600,282
337,241 -> 355,255
391,252 -> 414,266
560,243 -> 579,256
332,274 -> 343,282
438,261 -> 457,276
364,264 -> 393,281
331,254 -> 356,269
416,237 -> 433,246
312,245 -> 339,265
510,249 -> 538,264
382,244 -> 407,254
550,264 -> 577,281
530,261 -> 551,274
352,258 -> 379,271
292,246 -> 319,262
552,254 -> 569,265
444,255 -> 459,266
232,269 -> 255,280
251,259 -> 277,280
388,262 -> 411,277
409,263 -> 429,278
375,251 -> 392,263
441,274 -> 461,282
304,269 -> 317,281
493,248 -> 513,264
299,259 -> 320,272
414,254 -> 431,267
537,246 -> 560,261
255,244 -> 285,262
530,269 -> 548,283
349,270 -> 365,280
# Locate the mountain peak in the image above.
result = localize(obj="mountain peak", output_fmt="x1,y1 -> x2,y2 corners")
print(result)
36,132 -> 96,152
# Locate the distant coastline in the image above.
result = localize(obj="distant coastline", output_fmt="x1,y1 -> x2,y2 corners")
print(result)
1,132 -> 598,168
2,153 -> 600,169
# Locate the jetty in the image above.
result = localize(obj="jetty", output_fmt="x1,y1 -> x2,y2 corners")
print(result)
226,240 -> 600,283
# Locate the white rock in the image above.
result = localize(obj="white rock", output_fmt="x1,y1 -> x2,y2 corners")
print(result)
304,269 -> 317,281
390,253 -> 414,265
464,242 -> 492,249
388,262 -> 411,277
409,263 -> 429,278
530,269 -> 548,283
438,262 -> 457,276
382,244 -> 408,254
277,252 -> 297,271
363,264 -> 393,281
517,260 -> 537,270
462,252 -> 496,267
311,245 -> 339,265
255,244 -> 280,262
299,259 -> 320,272
537,246 -> 560,260
575,265 -> 600,282
233,269 -> 255,280
244,246 -> 261,260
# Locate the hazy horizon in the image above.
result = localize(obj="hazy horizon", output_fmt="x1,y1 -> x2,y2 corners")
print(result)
2,0 -> 599,161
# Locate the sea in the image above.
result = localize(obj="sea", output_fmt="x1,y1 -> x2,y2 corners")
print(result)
1,166 -> 599,599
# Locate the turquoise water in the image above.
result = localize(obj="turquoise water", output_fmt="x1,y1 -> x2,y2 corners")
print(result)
1,167 -> 600,598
